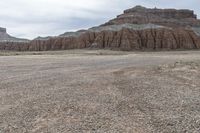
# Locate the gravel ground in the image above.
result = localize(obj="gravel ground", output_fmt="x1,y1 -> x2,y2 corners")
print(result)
0,50 -> 200,133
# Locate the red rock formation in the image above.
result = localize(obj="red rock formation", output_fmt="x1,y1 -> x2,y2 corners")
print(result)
0,6 -> 200,51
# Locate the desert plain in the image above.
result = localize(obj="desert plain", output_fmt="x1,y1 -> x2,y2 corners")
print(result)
0,50 -> 200,132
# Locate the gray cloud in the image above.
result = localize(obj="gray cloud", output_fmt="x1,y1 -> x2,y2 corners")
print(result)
0,0 -> 199,39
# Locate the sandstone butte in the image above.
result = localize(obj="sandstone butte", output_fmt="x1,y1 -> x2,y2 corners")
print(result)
1,5 -> 200,51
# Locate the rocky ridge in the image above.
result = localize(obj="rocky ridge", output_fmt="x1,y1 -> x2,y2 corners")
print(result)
103,5 -> 200,27
0,6 -> 200,51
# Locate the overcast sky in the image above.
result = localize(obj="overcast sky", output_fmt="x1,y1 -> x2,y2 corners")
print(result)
0,0 -> 199,39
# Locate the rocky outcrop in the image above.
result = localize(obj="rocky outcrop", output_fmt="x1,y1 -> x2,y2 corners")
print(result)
0,27 -> 6,33
1,6 -> 200,51
0,27 -> 29,43
0,27 -> 29,51
102,6 -> 200,28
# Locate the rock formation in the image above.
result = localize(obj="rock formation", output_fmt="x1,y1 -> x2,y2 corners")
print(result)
1,6 -> 200,51
0,27 -> 29,42
0,27 -> 30,50
102,5 -> 200,27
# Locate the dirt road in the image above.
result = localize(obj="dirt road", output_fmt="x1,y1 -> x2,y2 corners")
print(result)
0,50 -> 200,132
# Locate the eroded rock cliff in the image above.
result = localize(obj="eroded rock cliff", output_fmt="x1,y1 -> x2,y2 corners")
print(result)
1,6 -> 200,51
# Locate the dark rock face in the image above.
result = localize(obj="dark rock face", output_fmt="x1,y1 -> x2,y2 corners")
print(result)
1,6 -> 200,51
0,27 -> 6,33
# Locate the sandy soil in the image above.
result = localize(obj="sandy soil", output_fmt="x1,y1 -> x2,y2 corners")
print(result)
0,50 -> 200,133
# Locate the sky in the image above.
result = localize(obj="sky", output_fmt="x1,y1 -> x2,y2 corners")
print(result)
0,0 -> 199,39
